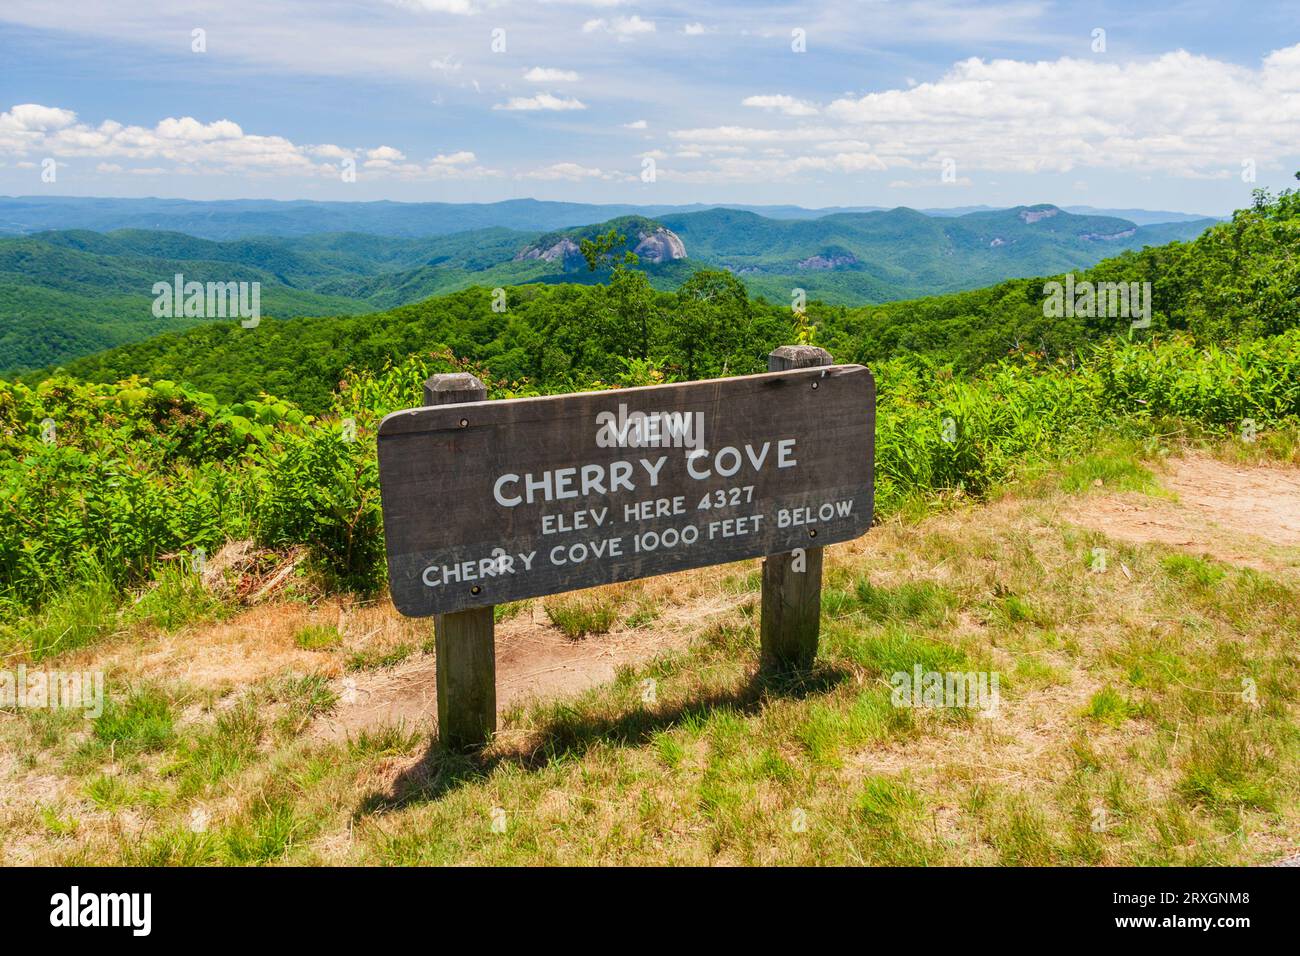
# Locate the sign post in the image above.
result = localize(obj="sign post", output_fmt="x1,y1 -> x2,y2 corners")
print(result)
760,345 -> 832,671
379,354 -> 875,749
424,372 -> 497,751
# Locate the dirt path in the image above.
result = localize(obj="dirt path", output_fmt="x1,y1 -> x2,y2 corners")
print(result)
1062,454 -> 1300,575
310,592 -> 746,740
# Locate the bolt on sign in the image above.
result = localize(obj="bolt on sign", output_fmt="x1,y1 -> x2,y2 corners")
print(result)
378,364 -> 875,617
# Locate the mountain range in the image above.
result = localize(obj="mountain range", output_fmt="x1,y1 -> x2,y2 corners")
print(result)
0,200 -> 1219,375
0,195 -> 1223,240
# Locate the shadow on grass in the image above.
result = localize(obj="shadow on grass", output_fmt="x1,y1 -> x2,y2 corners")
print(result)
355,662 -> 850,817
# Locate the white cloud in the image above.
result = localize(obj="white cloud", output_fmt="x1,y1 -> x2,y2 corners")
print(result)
682,23 -> 709,36
656,45 -> 1300,184
428,54 -> 462,74
582,15 -> 655,38
670,125 -> 842,144
493,93 -> 587,111
382,0 -> 476,14
890,177 -> 973,188
524,161 -> 618,180
830,152 -> 888,172
1,103 -> 77,132
310,143 -> 354,160
622,119 -> 648,129
742,94 -> 820,117
432,150 -> 476,165
366,145 -> 406,162
0,103 -> 491,181
524,67 -> 580,82
821,47 -> 1300,177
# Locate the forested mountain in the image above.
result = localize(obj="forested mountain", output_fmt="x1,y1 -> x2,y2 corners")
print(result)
40,188 -> 1293,415
1,203 -> 1215,374
0,194 -> 1221,239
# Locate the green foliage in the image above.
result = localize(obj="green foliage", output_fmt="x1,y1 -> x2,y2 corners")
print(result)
10,203 -> 1219,385
293,625 -> 343,650
251,417 -> 383,592
545,594 -> 620,639
93,687 -> 176,754
0,187 -> 1296,634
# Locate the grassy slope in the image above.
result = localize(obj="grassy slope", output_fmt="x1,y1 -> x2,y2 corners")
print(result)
2,440 -> 1295,865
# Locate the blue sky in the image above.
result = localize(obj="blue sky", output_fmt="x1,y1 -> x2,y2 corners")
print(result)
2,0 -> 1298,213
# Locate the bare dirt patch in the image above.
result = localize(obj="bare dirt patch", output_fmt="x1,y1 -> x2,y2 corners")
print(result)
1062,454 -> 1300,574
313,590 -> 747,740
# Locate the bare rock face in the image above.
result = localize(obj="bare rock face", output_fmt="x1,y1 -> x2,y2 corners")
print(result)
797,252 -> 859,270
632,227 -> 687,263
514,236 -> 582,264
1079,228 -> 1137,242
514,224 -> 685,267
1019,207 -> 1060,224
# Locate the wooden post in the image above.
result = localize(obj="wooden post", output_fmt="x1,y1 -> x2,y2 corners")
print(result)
425,372 -> 496,750
760,345 -> 833,672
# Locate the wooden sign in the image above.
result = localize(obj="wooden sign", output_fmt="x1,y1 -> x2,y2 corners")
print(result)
377,364 -> 875,617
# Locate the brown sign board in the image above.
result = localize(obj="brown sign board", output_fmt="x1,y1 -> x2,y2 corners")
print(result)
377,364 -> 875,616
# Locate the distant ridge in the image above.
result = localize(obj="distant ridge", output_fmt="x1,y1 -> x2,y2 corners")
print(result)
0,201 -> 1219,374
0,195 -> 1225,240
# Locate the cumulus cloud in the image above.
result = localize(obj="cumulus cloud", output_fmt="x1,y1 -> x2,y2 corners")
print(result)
669,125 -> 843,144
524,67 -> 580,82
0,103 -> 491,180
432,150 -> 476,165
366,145 -> 407,164
493,93 -> 587,111
742,94 -> 819,117
582,15 -> 655,38
659,45 -> 1300,183
821,47 -> 1300,177
523,161 -> 619,180
682,23 -> 709,36
623,119 -> 648,129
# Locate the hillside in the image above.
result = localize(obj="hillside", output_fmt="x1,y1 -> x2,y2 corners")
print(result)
33,193 -> 1267,414
2,204 -> 1214,375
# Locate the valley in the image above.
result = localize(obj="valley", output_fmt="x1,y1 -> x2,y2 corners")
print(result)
0,198 -> 1216,375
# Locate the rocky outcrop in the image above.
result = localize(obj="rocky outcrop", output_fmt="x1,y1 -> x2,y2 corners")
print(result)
514,223 -> 686,268
1079,228 -> 1137,241
1019,207 -> 1059,224
514,236 -> 582,265
631,226 -> 687,263
797,252 -> 859,270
